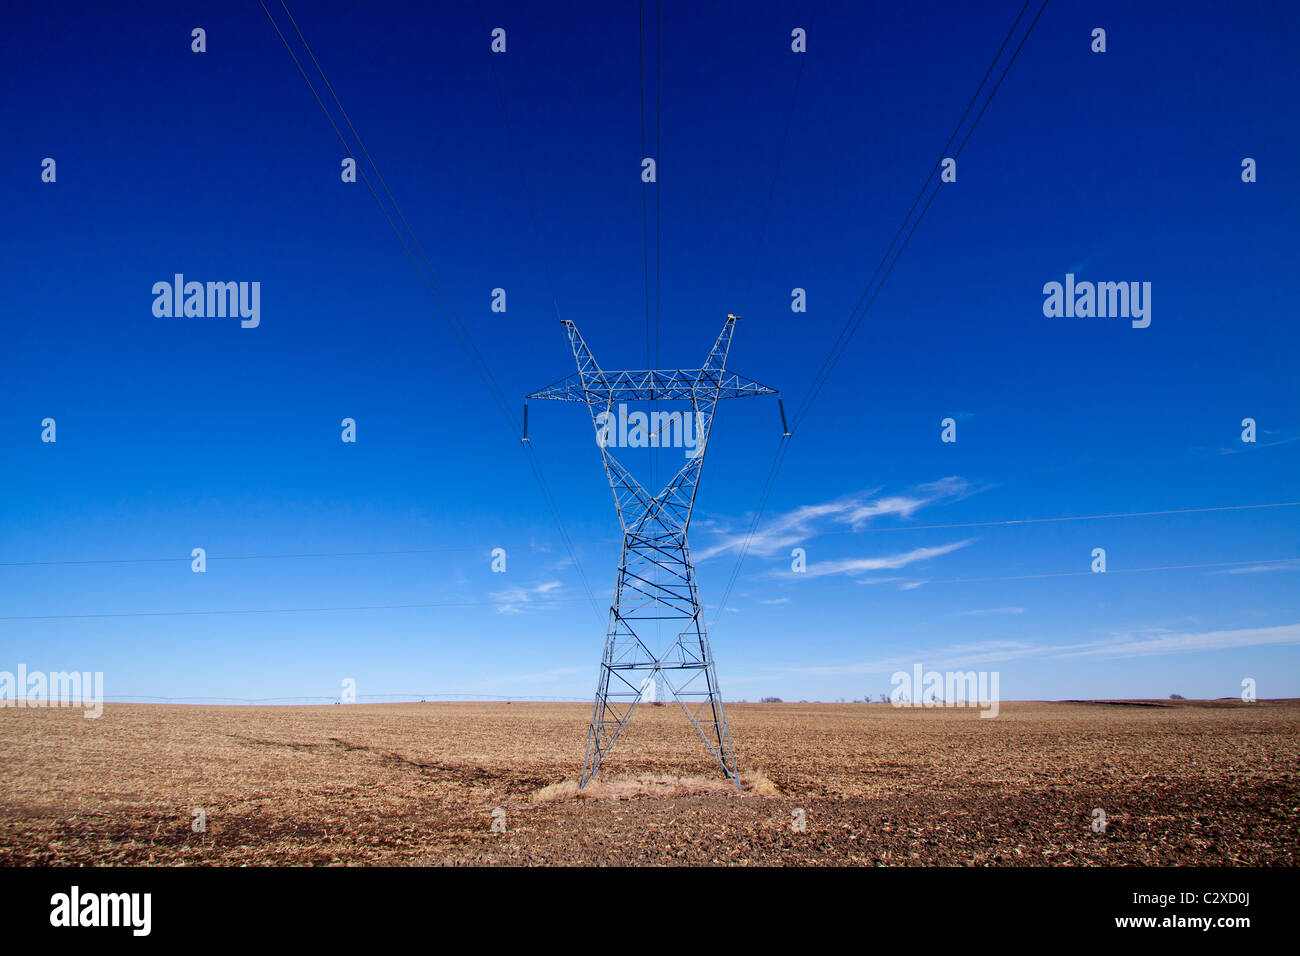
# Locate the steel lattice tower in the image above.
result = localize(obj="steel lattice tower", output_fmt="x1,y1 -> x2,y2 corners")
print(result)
527,314 -> 778,786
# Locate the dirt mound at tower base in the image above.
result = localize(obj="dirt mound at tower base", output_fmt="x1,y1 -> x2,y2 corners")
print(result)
532,770 -> 779,803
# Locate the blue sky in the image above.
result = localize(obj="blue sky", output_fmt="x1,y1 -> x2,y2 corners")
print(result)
1,0 -> 1297,704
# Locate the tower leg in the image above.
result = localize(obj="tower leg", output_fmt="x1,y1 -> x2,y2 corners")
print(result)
579,536 -> 739,788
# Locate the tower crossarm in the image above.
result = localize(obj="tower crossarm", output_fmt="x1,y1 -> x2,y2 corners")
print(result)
526,369 -> 776,403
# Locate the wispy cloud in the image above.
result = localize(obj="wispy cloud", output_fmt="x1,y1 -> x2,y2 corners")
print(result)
1195,424 -> 1300,458
792,540 -> 973,579
779,639 -> 1046,677
775,624 -> 1300,676
694,477 -> 971,562
1210,560 -> 1300,575
1052,623 -> 1300,660
493,665 -> 588,685
490,580 -> 564,615
457,665 -> 590,693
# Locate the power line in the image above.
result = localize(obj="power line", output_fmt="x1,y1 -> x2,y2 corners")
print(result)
0,545 -> 521,569
277,1 -> 520,435
655,0 -> 662,375
792,0 -> 1051,434
0,596 -> 591,623
709,0 -> 823,627
712,0 -> 1051,622
260,1 -> 515,435
258,0 -> 600,620
6,553 -> 1288,624
789,0 -> 1034,433
76,694 -> 590,704
714,500 -> 1300,552
741,0 -> 821,310
710,436 -> 789,627
653,0 -> 664,499
520,439 -> 603,621
654,0 -> 664,650
481,4 -> 565,316
4,499 -> 1294,569
728,557 -> 1299,600
638,0 -> 652,374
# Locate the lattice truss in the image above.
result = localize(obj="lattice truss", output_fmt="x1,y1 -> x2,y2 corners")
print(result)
528,315 -> 777,786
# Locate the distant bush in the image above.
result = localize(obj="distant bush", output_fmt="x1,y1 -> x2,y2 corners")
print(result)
760,696 -> 783,703
1170,693 -> 1186,700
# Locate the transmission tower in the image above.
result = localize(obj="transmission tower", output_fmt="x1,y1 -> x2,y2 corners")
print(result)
526,314 -> 780,786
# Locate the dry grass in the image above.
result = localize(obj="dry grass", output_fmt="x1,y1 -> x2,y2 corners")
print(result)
1,699 -> 1296,865
532,770 -> 779,803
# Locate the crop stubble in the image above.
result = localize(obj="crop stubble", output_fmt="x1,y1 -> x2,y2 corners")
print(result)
0,700 -> 1295,865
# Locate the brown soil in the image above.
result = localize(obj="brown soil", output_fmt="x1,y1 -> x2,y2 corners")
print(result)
1,699 -> 1295,866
